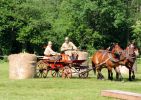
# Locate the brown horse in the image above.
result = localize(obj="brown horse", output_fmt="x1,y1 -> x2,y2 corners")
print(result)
108,43 -> 139,81
91,43 -> 125,80
119,43 -> 139,81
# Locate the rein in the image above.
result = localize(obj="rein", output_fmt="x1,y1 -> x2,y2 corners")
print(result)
96,52 -> 111,67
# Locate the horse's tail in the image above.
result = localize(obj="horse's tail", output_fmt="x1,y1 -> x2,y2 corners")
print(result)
92,61 -> 96,75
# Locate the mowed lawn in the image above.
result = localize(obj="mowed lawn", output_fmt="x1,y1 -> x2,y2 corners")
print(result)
0,62 -> 141,100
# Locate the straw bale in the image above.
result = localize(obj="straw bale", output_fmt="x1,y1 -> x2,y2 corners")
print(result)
8,53 -> 37,79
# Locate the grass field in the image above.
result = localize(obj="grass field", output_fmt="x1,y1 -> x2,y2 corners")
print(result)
0,62 -> 141,100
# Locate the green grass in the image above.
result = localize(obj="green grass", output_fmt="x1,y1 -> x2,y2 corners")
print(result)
0,62 -> 141,100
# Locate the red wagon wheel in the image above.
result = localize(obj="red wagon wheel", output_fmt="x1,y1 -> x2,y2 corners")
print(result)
36,60 -> 49,78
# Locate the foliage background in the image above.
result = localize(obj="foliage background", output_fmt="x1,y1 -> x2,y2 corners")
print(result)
0,0 -> 141,55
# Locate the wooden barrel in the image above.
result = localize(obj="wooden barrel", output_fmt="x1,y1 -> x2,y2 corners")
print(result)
8,53 -> 37,79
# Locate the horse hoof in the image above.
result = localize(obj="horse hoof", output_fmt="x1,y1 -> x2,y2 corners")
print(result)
110,78 -> 113,80
132,76 -> 135,80
97,78 -> 105,80
108,78 -> 113,81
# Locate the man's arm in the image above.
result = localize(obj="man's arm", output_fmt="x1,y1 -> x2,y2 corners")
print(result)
48,47 -> 57,55
44,48 -> 49,55
70,42 -> 77,50
61,43 -> 66,51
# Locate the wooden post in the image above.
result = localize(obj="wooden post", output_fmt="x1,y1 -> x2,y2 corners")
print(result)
101,90 -> 141,100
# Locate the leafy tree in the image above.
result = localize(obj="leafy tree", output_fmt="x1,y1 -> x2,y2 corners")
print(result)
0,0 -> 141,55
132,20 -> 141,51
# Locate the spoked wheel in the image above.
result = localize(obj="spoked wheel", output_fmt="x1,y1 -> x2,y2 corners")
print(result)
36,60 -> 48,78
78,68 -> 89,78
62,66 -> 72,78
51,69 -> 62,77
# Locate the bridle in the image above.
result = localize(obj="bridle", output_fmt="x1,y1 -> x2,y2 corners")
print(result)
125,45 -> 139,62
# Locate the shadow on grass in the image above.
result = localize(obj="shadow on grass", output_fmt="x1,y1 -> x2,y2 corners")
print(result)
111,78 -> 141,82
34,76 -> 96,80
34,75 -> 141,82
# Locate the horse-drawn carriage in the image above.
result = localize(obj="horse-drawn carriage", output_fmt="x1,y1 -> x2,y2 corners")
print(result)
36,42 -> 139,80
35,51 -> 91,78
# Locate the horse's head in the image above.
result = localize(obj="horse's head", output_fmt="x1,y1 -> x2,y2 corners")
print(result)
126,43 -> 139,58
111,43 -> 125,60
112,43 -> 122,54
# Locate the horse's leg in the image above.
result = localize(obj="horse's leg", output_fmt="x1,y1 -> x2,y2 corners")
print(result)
107,67 -> 113,80
97,68 -> 101,79
97,67 -> 104,80
108,69 -> 111,80
108,69 -> 113,80
92,61 -> 96,75
100,72 -> 104,79
132,70 -> 135,80
114,67 -> 119,80
129,68 -> 132,81
131,63 -> 135,80
110,70 -> 113,80
131,69 -> 135,80
99,68 -> 104,79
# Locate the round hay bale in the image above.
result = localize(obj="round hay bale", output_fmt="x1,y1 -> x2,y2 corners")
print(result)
8,53 -> 37,79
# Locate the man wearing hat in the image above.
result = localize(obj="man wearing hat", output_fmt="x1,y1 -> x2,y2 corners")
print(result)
61,37 -> 78,60
44,41 -> 59,56
61,37 -> 77,52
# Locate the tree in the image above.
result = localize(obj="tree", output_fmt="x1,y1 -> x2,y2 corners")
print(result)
132,20 -> 141,51
0,0 -> 140,55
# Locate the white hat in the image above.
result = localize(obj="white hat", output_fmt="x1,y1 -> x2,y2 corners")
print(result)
48,41 -> 52,45
65,37 -> 69,41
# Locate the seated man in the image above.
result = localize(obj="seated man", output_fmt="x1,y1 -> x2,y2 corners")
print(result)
61,37 -> 78,60
61,37 -> 77,52
44,41 -> 60,60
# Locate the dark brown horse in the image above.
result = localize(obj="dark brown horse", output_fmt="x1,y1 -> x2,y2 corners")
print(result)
108,43 -> 139,81
91,43 -> 125,80
120,43 -> 139,81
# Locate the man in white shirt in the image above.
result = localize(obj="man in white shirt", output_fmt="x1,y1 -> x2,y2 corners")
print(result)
61,37 -> 77,52
61,37 -> 78,60
44,41 -> 59,56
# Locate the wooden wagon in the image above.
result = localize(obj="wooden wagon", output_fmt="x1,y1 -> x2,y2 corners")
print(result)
35,53 -> 91,78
